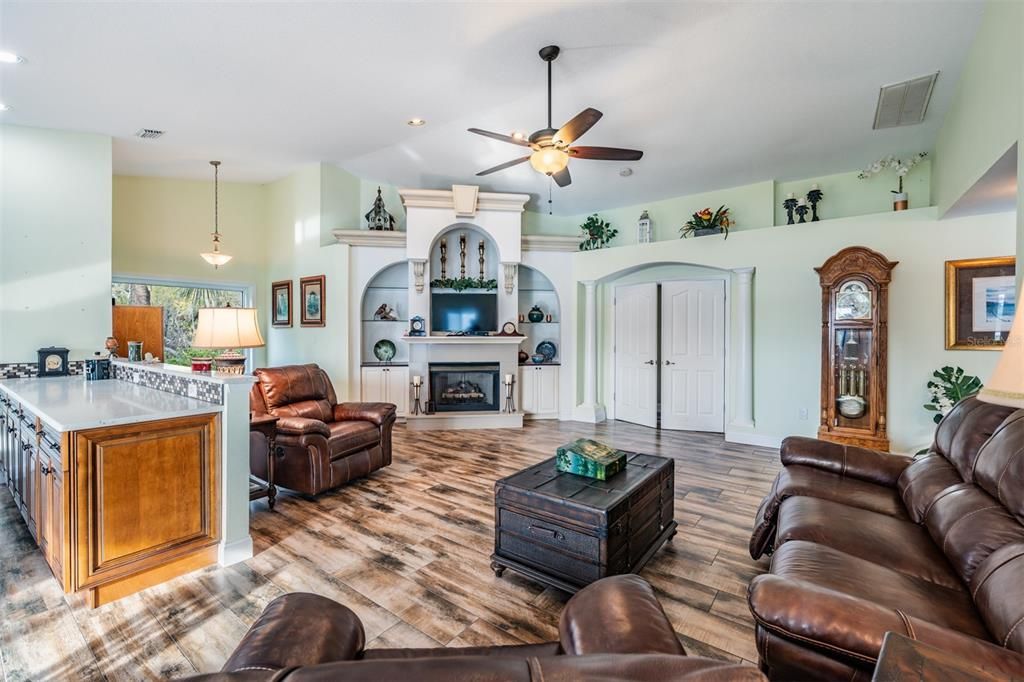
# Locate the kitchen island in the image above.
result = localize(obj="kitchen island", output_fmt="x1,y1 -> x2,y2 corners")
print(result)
0,370 -> 252,607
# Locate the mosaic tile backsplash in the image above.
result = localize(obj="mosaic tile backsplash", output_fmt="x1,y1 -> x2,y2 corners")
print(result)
112,363 -> 224,405
0,360 -> 84,379
0,360 -> 224,405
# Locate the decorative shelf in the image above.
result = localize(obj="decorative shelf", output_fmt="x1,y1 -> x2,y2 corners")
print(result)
403,335 -> 528,345
333,229 -> 406,248
521,234 -> 579,252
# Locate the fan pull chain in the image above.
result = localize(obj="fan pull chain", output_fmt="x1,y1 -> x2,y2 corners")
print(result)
548,181 -> 553,215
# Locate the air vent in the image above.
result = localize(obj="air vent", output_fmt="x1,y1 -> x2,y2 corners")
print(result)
134,128 -> 165,139
872,73 -> 938,129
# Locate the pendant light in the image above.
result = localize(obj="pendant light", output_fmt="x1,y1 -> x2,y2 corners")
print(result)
200,160 -> 232,268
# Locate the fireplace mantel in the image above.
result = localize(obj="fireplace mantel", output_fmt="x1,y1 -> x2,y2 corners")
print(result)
404,335 -> 527,345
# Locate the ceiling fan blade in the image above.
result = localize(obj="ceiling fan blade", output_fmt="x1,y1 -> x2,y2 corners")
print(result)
570,146 -> 644,161
552,166 -> 571,187
553,108 -> 603,146
467,128 -> 531,147
476,156 -> 531,176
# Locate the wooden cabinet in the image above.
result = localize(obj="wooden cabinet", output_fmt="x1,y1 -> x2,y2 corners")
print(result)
520,365 -> 559,419
0,390 -> 219,607
361,366 -> 409,416
816,247 -> 898,451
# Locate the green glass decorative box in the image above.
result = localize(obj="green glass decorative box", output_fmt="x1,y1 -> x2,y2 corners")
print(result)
555,438 -> 627,481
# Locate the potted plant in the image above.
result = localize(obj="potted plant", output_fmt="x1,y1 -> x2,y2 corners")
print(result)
923,366 -> 982,424
578,214 -> 618,251
681,206 -> 731,239
857,152 -> 927,211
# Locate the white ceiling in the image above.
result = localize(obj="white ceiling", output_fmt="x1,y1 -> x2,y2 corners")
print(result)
0,1 -> 983,215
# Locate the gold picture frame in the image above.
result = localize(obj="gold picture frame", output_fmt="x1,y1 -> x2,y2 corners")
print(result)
945,256 -> 1016,350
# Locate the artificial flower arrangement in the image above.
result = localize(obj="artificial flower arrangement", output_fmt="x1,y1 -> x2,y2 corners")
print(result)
923,365 -> 982,424
857,152 -> 928,194
680,205 -> 731,239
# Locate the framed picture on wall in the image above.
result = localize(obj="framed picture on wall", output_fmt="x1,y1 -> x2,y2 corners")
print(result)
945,256 -> 1016,350
271,280 -> 292,327
300,275 -> 326,327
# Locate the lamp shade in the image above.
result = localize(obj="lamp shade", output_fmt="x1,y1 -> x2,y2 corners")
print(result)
978,288 -> 1024,408
192,307 -> 265,349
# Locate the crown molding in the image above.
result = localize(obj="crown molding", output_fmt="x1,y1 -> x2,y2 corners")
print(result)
399,187 -> 530,213
331,229 -> 407,247
521,234 -> 579,252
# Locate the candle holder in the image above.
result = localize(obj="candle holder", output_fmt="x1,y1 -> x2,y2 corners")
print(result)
807,188 -> 824,222
411,379 -> 423,415
503,376 -> 516,413
783,197 -> 798,225
795,202 -> 810,224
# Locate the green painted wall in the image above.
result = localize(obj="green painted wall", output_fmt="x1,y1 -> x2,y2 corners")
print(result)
572,207 -> 1017,453
1,124 -> 112,362
111,174 -> 271,367
933,1 -> 1022,218
319,164 -> 361,244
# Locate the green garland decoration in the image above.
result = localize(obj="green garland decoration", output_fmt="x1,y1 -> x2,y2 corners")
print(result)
430,276 -> 498,291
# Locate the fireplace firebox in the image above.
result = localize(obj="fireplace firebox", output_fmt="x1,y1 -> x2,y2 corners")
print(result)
429,363 -> 501,413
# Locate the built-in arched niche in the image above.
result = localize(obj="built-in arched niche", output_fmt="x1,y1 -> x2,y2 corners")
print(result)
518,264 -> 560,364
361,261 -> 409,365
426,223 -> 503,334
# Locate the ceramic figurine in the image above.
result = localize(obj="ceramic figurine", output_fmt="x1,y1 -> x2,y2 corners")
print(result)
807,184 -> 824,222
528,305 -> 544,323
783,194 -> 798,225
374,303 -> 398,321
795,198 -> 809,224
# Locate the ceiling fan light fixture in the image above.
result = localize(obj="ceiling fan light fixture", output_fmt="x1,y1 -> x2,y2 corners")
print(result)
529,148 -> 569,175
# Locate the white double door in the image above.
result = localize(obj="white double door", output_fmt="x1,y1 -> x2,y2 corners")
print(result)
614,280 -> 725,432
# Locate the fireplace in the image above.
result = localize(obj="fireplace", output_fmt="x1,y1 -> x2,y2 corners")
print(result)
429,363 -> 500,412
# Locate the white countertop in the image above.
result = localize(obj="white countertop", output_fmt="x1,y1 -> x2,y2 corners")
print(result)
0,377 -> 222,432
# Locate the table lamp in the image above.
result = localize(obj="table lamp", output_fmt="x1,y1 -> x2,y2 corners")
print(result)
192,305 -> 265,374
978,288 -> 1024,408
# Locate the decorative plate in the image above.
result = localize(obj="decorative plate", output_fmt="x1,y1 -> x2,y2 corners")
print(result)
373,339 -> 397,362
536,341 -> 557,360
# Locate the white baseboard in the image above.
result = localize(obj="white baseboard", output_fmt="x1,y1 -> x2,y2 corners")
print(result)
218,536 -> 254,566
406,412 -> 524,430
725,429 -> 782,449
572,403 -> 607,423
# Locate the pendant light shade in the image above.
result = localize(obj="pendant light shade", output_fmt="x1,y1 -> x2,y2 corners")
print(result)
978,288 -> 1024,408
200,160 -> 232,268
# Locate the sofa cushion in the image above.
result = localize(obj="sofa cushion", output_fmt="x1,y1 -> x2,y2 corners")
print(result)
971,409 -> 1024,519
971,543 -> 1024,654
328,422 -> 380,458
898,453 -> 964,523
924,484 -> 1024,585
932,396 -> 1016,483
775,497 -> 962,590
767,541 -> 990,639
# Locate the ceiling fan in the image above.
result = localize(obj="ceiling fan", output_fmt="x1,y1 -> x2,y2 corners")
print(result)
468,45 -> 643,188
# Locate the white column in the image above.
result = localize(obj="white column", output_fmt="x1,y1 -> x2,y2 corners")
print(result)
574,280 -> 606,423
731,267 -> 755,428
218,379 -> 256,565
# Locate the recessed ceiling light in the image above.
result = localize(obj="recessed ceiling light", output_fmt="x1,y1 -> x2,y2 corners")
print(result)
619,167 -> 633,177
407,118 -> 426,127
0,103 -> 10,112
0,52 -> 23,64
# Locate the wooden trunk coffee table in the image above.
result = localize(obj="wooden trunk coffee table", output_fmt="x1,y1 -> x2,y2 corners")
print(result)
491,452 -> 676,593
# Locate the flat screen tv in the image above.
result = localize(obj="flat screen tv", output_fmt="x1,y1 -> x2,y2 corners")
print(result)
431,292 -> 498,333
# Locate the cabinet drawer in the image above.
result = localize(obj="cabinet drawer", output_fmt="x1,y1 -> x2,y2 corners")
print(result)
498,508 -> 598,557
497,532 -> 601,584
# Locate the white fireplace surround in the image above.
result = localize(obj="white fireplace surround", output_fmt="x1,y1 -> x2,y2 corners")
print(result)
341,185 -> 576,429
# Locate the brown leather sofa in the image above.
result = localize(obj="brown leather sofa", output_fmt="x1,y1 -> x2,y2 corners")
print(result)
747,396 -> 1024,680
250,364 -> 396,495
185,575 -> 764,681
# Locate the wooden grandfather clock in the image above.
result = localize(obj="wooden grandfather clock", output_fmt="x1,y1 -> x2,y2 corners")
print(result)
816,247 -> 898,451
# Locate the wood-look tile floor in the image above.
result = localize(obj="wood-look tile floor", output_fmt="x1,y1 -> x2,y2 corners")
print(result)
0,420 -> 778,680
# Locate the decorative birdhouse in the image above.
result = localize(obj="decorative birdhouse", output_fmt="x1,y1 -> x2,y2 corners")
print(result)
637,210 -> 652,244
365,187 -> 396,231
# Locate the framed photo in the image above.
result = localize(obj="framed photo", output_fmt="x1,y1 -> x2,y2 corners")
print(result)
300,275 -> 326,327
271,280 -> 292,327
945,256 -> 1016,350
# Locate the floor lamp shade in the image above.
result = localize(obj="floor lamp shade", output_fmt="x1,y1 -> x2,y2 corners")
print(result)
978,290 -> 1024,409
192,307 -> 265,349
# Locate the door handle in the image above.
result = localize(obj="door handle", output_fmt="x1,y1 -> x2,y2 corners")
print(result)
644,360 -> 656,365
664,360 -> 676,365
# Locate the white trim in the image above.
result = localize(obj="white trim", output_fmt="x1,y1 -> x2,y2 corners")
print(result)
399,187 -> 530,212
112,273 -> 252,302
332,229 -> 407,248
403,335 -> 527,345
218,535 -> 254,566
724,429 -> 781,449
522,235 -> 580,252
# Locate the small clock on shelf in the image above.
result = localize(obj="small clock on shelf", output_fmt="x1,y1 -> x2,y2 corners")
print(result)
409,315 -> 426,337
497,321 -> 524,337
37,346 -> 70,377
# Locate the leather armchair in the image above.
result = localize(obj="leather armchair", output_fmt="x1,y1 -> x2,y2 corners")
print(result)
250,364 -> 396,495
185,575 -> 765,681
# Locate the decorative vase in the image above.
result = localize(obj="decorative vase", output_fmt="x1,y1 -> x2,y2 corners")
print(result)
518,350 -> 529,364
127,341 -> 143,362
527,305 -> 544,323
531,353 -> 546,364
694,227 -> 718,237
892,192 -> 908,211
545,314 -> 553,323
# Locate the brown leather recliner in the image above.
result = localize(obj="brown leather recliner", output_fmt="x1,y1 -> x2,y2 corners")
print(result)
250,364 -> 396,495
184,575 -> 765,681
747,396 -> 1024,680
